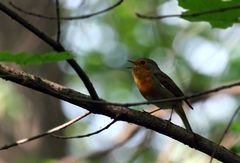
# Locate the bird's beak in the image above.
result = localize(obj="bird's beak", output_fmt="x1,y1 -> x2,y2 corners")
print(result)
127,60 -> 135,69
128,60 -> 136,64
128,60 -> 134,63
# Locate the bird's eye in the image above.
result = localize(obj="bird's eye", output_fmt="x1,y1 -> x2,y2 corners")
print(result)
140,60 -> 146,65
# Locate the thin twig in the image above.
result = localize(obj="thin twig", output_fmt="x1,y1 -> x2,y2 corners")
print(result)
126,131 -> 153,162
0,2 -> 99,99
122,81 -> 240,107
9,0 -> 123,20
0,112 -> 91,150
55,0 -> 61,42
52,119 -> 116,139
136,4 -> 240,20
54,81 -> 240,107
84,124 -> 141,160
209,105 -> 240,163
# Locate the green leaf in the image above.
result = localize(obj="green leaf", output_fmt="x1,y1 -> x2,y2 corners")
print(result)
0,52 -> 73,65
178,0 -> 240,28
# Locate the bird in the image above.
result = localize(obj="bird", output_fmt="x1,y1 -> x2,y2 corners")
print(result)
129,58 -> 193,132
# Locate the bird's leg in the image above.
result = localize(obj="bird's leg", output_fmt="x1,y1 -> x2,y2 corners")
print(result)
149,108 -> 162,114
168,108 -> 174,122
164,108 -> 174,129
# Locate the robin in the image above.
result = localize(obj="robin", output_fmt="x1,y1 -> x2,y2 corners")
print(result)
129,58 -> 193,132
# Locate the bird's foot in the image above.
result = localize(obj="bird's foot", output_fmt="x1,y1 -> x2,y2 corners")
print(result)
164,108 -> 174,128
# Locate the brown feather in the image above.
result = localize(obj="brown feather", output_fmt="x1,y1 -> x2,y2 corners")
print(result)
154,70 -> 193,110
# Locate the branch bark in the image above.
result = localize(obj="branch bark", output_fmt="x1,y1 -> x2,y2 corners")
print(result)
0,64 -> 239,163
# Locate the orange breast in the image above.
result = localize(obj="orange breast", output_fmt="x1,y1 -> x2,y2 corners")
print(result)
134,74 -> 155,97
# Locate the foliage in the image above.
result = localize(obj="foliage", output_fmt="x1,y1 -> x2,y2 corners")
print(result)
179,0 -> 240,28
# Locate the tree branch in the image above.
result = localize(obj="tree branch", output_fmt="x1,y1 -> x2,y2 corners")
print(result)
85,124 -> 141,160
9,0 -> 123,20
0,64 -> 239,162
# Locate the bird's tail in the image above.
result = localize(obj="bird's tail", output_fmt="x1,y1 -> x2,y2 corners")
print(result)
175,105 -> 193,132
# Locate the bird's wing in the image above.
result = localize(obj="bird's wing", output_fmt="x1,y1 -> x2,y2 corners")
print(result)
154,70 -> 194,110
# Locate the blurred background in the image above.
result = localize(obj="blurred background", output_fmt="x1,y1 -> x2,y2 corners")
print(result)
0,0 -> 240,162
